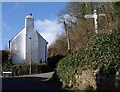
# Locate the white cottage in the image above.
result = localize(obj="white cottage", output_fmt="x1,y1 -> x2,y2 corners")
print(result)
9,14 -> 48,64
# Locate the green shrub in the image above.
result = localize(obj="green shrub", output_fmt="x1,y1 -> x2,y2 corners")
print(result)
57,49 -> 85,88
0,50 -> 13,72
0,50 -> 10,63
47,55 -> 65,69
56,30 -> 120,89
0,50 -> 11,65
11,63 -> 50,76
89,30 -> 120,76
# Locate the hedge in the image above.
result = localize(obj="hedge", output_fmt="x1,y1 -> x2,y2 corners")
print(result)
57,49 -> 85,88
11,63 -> 51,76
89,30 -> 120,76
0,50 -> 10,62
1,50 -> 13,72
56,30 -> 120,89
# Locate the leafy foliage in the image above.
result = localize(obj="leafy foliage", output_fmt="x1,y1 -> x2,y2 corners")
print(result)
47,55 -> 65,69
48,2 -> 120,59
1,50 -> 51,76
0,50 -> 13,72
57,30 -> 120,89
11,63 -> 51,76
57,49 -> 85,88
0,50 -> 11,64
89,30 -> 120,76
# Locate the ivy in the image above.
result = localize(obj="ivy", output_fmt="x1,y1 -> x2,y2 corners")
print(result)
57,30 -> 120,89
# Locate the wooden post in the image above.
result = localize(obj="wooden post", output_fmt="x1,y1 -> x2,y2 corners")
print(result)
84,9 -> 105,34
64,21 -> 71,53
29,37 -> 32,74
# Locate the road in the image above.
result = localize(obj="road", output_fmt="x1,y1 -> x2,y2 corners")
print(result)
1,72 -> 62,91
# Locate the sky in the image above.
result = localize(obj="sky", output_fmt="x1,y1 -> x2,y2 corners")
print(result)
2,2 -> 67,50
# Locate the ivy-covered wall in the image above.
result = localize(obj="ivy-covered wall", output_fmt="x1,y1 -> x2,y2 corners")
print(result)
56,30 -> 120,90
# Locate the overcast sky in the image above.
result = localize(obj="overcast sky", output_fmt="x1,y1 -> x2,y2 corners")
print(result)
2,2 -> 67,49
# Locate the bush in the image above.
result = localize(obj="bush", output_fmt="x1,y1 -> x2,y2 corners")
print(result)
57,49 -> 85,88
1,50 -> 10,62
0,50 -> 11,65
47,55 -> 65,69
11,63 -> 51,76
89,30 -> 120,76
0,50 -> 13,72
56,30 -> 120,90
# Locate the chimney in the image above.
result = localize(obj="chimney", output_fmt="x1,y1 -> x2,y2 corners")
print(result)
25,13 -> 34,30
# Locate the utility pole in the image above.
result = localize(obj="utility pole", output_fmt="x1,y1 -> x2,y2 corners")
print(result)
62,14 -> 76,53
64,20 -> 71,53
29,37 -> 32,74
84,9 -> 105,34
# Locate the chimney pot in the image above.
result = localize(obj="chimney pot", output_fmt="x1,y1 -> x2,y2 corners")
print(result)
30,13 -> 32,16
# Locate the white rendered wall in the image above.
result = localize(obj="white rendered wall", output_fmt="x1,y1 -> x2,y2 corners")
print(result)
38,34 -> 48,62
25,16 -> 39,63
10,15 -> 48,64
26,29 -> 39,63
10,28 -> 26,64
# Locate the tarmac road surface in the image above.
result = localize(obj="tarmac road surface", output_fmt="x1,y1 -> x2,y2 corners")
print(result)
1,72 -> 62,91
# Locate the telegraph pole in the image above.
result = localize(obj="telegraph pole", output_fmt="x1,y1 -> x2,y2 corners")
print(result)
64,20 -> 71,53
62,14 -> 76,53
29,37 -> 32,74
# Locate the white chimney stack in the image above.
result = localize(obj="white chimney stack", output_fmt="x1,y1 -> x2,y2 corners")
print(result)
25,13 -> 34,31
